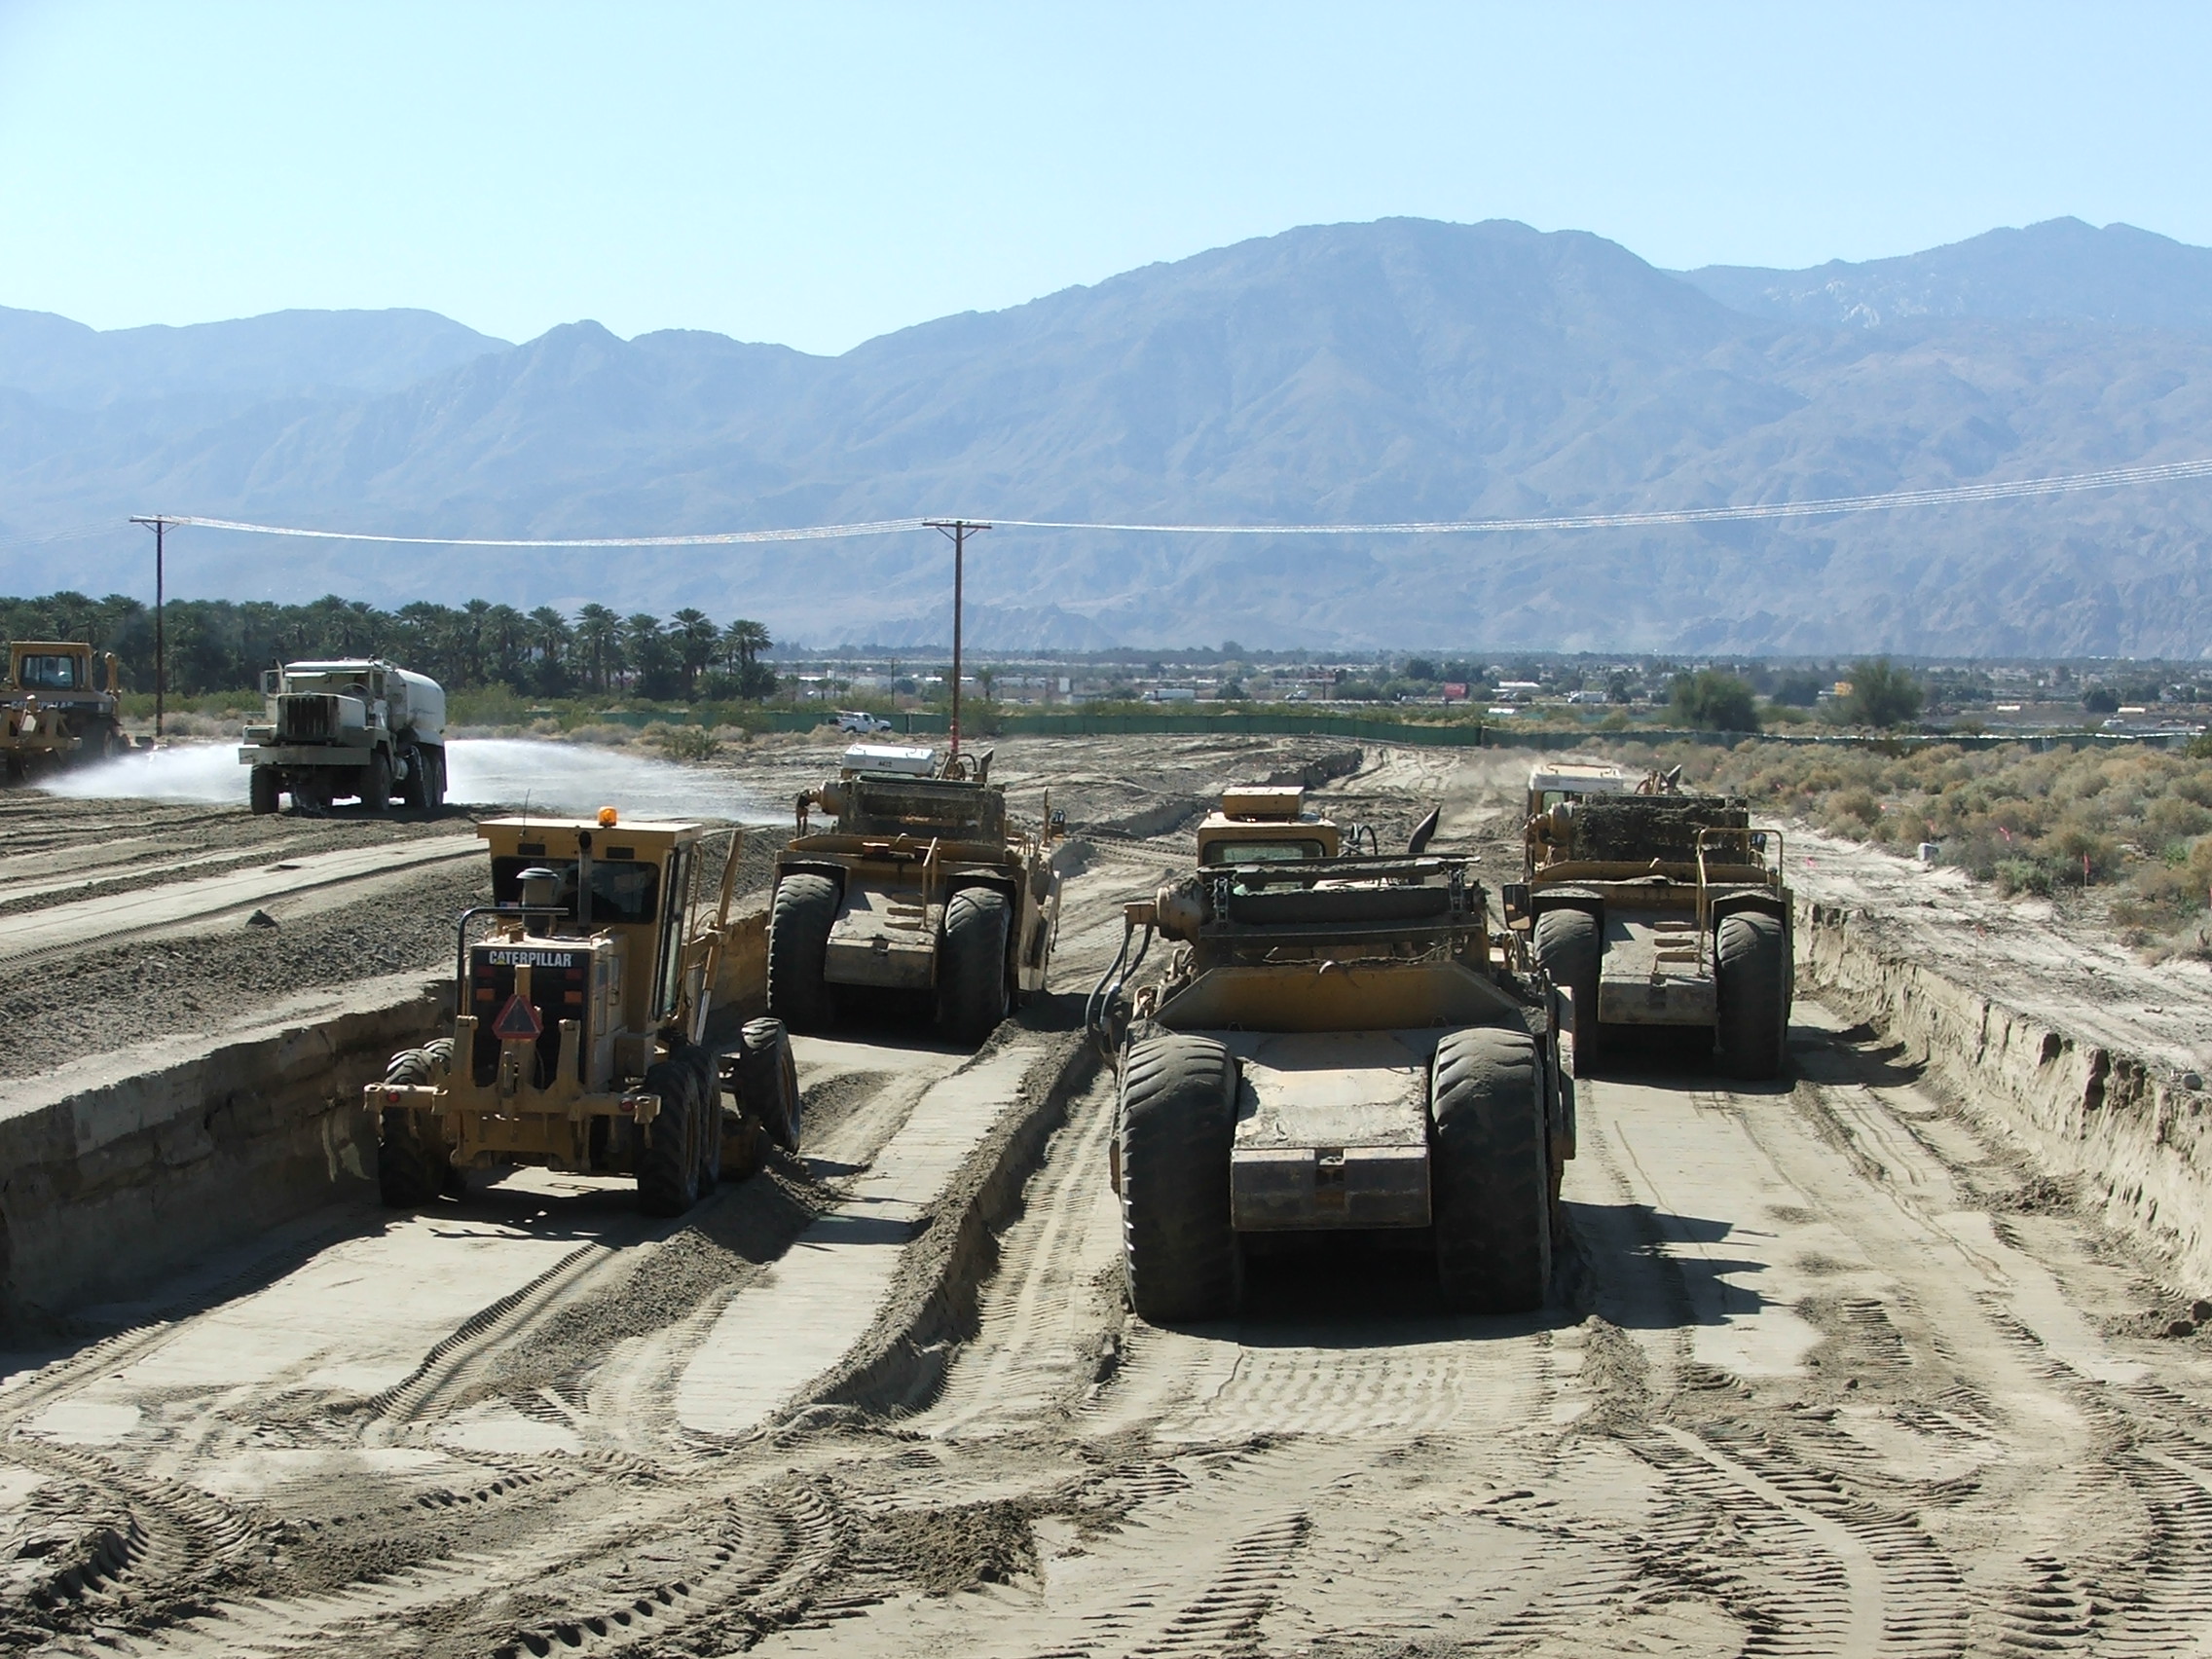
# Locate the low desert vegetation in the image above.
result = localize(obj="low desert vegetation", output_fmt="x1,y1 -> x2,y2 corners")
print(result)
1655,735 -> 2212,955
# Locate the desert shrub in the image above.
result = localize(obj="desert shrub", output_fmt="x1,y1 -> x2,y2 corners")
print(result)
1633,733 -> 2212,954
646,722 -> 720,763
567,723 -> 637,747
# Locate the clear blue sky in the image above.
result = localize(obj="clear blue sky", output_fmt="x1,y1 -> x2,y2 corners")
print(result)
3,1 -> 2208,355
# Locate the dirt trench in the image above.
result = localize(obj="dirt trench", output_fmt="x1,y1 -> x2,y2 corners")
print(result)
5,739 -> 2212,1656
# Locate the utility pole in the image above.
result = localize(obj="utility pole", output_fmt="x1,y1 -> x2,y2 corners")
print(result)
923,520 -> 989,757
129,515 -> 171,740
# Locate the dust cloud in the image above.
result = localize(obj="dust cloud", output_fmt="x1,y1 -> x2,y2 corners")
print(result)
36,737 -> 777,822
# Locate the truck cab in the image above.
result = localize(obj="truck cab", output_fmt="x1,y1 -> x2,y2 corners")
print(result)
240,657 -> 447,814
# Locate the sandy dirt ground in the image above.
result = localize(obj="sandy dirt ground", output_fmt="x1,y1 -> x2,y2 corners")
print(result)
4,741 -> 2212,1655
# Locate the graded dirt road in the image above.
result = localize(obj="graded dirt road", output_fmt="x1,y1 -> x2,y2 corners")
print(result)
4,742 -> 2211,1657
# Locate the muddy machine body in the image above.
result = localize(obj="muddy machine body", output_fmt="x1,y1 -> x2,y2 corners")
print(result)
768,744 -> 1063,1046
1502,769 -> 1793,1080
1092,791 -> 1569,1320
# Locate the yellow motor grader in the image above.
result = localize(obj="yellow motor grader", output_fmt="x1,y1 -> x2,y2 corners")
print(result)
767,744 -> 1063,1046
1089,791 -> 1567,1320
365,810 -> 795,1216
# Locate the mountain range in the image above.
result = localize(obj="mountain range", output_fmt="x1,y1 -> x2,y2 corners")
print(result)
5,214 -> 2211,656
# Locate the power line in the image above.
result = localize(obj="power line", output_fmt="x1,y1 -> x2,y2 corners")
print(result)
149,514 -> 931,547
131,454 -> 2212,549
994,456 -> 2212,535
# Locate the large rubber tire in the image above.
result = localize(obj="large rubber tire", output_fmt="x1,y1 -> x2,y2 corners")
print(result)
637,1058 -> 701,1216
1533,907 -> 1601,1080
1118,1034 -> 1241,1323
1716,911 -> 1789,1081
249,765 -> 281,816
767,873 -> 838,1032
687,1047 -> 722,1193
424,744 -> 447,810
1431,1025 -> 1553,1313
938,887 -> 1011,1047
361,750 -> 391,815
737,1017 -> 802,1151
377,1048 -> 452,1208
399,746 -> 429,812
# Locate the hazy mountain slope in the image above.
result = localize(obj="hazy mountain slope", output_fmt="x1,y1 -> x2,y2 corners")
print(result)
7,217 -> 2212,655
0,306 -> 509,409
1679,218 -> 2212,333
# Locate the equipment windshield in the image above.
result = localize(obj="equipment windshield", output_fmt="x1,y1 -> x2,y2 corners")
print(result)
17,654 -> 82,690
491,856 -> 661,925
1203,837 -> 1330,866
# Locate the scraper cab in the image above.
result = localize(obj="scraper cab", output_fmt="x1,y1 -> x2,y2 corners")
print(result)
366,811 -> 801,1217
1088,791 -> 1570,1321
766,743 -> 1065,1046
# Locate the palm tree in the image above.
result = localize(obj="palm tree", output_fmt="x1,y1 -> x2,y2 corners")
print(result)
484,605 -> 529,688
528,606 -> 572,673
670,608 -> 719,697
722,618 -> 772,672
574,604 -> 621,693
623,613 -> 671,695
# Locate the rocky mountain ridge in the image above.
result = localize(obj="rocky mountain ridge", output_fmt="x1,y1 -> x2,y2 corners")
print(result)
5,216 -> 2210,655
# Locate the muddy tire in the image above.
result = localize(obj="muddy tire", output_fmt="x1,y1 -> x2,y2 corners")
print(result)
249,765 -> 281,816
637,1058 -> 701,1216
424,744 -> 447,810
377,1048 -> 452,1208
1430,1025 -> 1552,1313
1716,911 -> 1788,1081
737,1017 -> 802,1152
399,746 -> 429,812
1533,907 -> 1601,1079
938,887 -> 1010,1046
1119,1034 -> 1240,1323
767,873 -> 837,1032
684,1048 -> 721,1193
360,750 -> 391,814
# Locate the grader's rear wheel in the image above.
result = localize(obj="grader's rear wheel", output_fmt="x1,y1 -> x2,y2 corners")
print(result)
637,1058 -> 701,1216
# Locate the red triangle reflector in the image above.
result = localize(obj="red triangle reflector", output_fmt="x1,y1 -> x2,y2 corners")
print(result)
493,993 -> 544,1042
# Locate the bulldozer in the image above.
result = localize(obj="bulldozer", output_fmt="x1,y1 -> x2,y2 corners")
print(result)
767,743 -> 1063,1046
1501,765 -> 1792,1080
1,642 -> 127,781
1089,792 -> 1567,1320
365,809 -> 797,1216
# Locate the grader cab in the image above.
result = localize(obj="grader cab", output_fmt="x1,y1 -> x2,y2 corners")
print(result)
1090,793 -> 1569,1321
366,811 -> 797,1216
